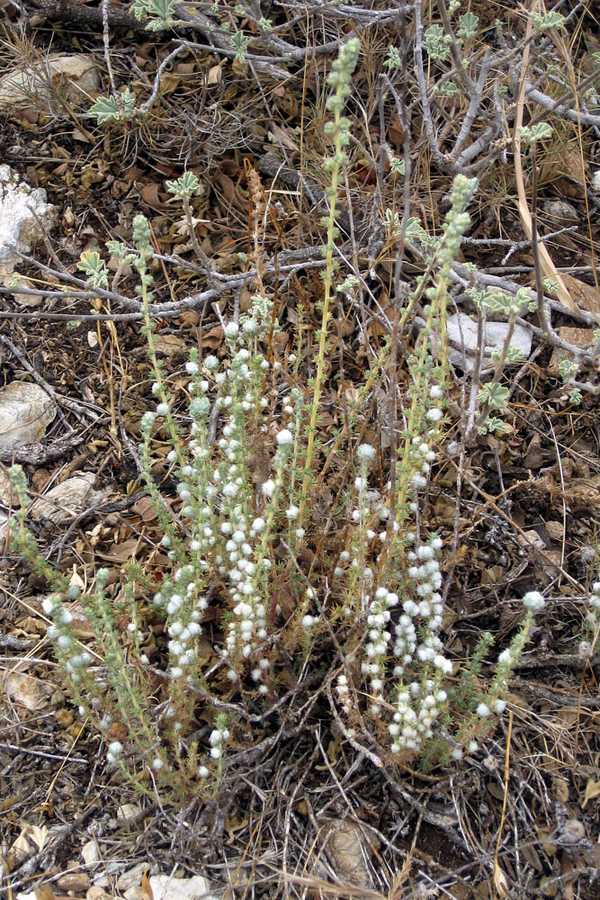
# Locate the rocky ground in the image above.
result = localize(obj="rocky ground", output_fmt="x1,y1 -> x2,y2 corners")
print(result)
1,1 -> 600,898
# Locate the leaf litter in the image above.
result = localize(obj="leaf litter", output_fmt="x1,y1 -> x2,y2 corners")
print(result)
1,3 -> 600,899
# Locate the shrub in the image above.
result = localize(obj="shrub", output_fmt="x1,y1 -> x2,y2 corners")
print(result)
7,41 -> 551,801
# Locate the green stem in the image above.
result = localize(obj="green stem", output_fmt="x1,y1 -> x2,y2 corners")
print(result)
300,114 -> 343,521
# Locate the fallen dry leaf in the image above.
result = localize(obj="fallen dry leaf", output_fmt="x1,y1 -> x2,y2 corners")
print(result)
9,822 -> 49,865
206,63 -> 222,84
177,309 -> 201,327
200,324 -> 224,349
560,273 -> 600,316
514,68 -> 577,315
15,615 -> 47,636
549,326 -> 595,373
582,778 -> 600,807
540,145 -> 587,191
153,334 -> 188,356
141,181 -> 167,210
97,537 -> 140,563
133,495 -> 159,522
4,274 -> 45,307
65,602 -> 95,639
4,670 -> 54,711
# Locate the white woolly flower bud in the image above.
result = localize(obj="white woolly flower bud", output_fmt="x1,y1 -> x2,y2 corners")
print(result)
42,597 -> 56,615
242,318 -> 258,334
261,480 -> 275,497
357,443 -> 376,462
522,591 -> 545,612
276,429 -> 294,446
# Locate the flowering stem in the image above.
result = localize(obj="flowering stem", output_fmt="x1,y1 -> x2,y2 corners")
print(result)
299,39 -> 360,523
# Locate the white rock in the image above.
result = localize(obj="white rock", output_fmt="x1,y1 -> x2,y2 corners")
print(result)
116,803 -> 141,823
543,199 -> 579,224
81,838 -> 101,866
317,819 -> 372,893
0,55 -> 99,115
0,510 -> 9,544
0,382 -> 57,450
86,889 -> 111,900
0,166 -> 55,275
30,472 -> 105,524
447,313 -> 532,373
149,874 -> 219,900
124,888 -> 150,900
117,862 -> 150,891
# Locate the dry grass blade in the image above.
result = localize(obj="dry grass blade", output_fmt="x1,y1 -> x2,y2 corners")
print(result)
513,1 -> 576,314
283,871 -> 388,899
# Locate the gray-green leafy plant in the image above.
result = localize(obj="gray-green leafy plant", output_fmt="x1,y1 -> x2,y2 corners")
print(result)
89,89 -> 137,125
131,0 -> 178,30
